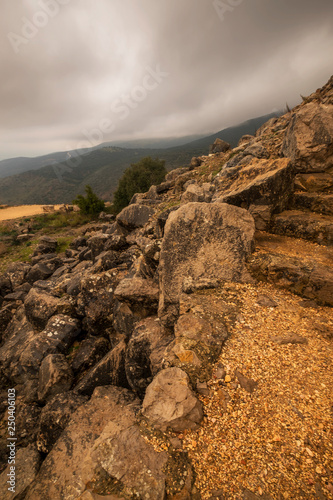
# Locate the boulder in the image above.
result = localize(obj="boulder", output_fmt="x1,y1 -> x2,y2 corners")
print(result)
75,340 -> 128,396
281,102 -> 333,172
71,336 -> 110,375
116,203 -> 155,230
24,289 -> 59,331
181,183 -> 205,204
125,317 -> 173,397
87,233 -> 109,260
215,158 -> 294,212
238,134 -> 255,147
33,236 -> 57,255
209,138 -> 231,154
142,367 -> 203,431
114,276 -> 159,316
0,444 -> 41,500
79,271 -> 117,335
36,392 -> 87,453
25,386 -> 169,500
6,262 -> 31,289
158,202 -> 255,328
249,252 -> 333,306
38,354 -> 74,402
42,314 -> 81,353
113,300 -> 137,338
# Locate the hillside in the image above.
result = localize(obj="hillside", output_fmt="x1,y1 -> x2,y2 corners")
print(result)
0,77 -> 332,499
0,112 -> 280,205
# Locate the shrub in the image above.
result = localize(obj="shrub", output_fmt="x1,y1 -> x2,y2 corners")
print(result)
72,185 -> 105,215
112,156 -> 166,212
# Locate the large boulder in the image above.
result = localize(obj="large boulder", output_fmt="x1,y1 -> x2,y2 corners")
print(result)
24,289 -> 59,331
0,444 -> 41,500
78,271 -> 117,335
116,203 -> 155,230
281,101 -> 333,172
215,158 -> 294,213
25,386 -> 169,500
114,276 -> 159,317
158,202 -> 255,328
142,367 -> 203,431
209,138 -> 231,154
125,317 -> 173,397
36,392 -> 87,454
38,354 -> 74,402
74,340 -> 128,396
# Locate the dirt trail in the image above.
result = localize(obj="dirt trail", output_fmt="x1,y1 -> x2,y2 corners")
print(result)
0,205 -> 62,221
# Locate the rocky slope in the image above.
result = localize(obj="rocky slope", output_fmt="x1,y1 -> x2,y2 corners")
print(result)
0,77 -> 332,499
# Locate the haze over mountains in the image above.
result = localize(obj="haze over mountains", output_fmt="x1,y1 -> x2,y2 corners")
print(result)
0,112 -> 279,205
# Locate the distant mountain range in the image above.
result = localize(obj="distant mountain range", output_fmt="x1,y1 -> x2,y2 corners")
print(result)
0,112 -> 280,205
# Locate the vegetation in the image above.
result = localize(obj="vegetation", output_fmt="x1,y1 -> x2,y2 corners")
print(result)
112,156 -> 167,212
72,185 -> 105,215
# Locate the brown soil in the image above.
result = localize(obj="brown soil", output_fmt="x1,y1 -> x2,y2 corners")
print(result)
0,205 -> 62,222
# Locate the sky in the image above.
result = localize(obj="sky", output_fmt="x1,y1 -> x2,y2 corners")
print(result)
0,0 -> 332,160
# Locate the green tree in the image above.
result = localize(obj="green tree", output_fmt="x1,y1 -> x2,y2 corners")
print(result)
72,185 -> 105,215
113,156 -> 166,212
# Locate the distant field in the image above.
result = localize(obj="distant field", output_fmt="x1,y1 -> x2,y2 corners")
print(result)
0,205 -> 62,221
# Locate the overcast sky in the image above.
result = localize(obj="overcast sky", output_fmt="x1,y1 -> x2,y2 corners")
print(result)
0,0 -> 332,160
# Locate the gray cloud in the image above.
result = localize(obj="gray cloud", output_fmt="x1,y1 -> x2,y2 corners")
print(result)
0,0 -> 332,159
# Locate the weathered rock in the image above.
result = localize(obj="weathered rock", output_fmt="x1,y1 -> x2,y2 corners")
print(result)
87,233 -> 109,260
33,236 -> 57,255
271,210 -> 333,245
104,234 -> 127,251
234,369 -> 258,393
215,158 -> 294,212
292,192 -> 333,216
116,203 -> 155,230
238,134 -> 255,147
79,271 -> 117,335
281,101 -> 333,172
191,156 -> 203,168
181,183 -> 205,203
113,300 -> 137,338
0,273 -> 12,297
249,252 -> 333,306
70,235 -> 87,249
142,367 -> 203,431
125,317 -> 173,397
75,341 -> 128,396
114,276 -> 159,316
71,336 -> 110,375
0,444 -> 41,500
209,138 -> 231,154
243,142 -> 269,159
248,204 -> 272,231
42,314 -> 81,353
15,401 -> 42,445
158,202 -> 255,328
6,262 -> 31,289
36,392 -> 87,453
294,172 -> 333,193
38,354 -> 74,402
26,386 -> 169,500
24,288 -> 59,331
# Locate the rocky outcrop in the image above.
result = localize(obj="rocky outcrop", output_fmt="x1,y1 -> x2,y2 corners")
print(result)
281,102 -> 333,172
25,386 -> 167,499
0,76 -> 332,498
158,202 -> 255,328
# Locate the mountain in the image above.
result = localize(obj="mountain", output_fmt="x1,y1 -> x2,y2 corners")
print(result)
0,112 -> 281,205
